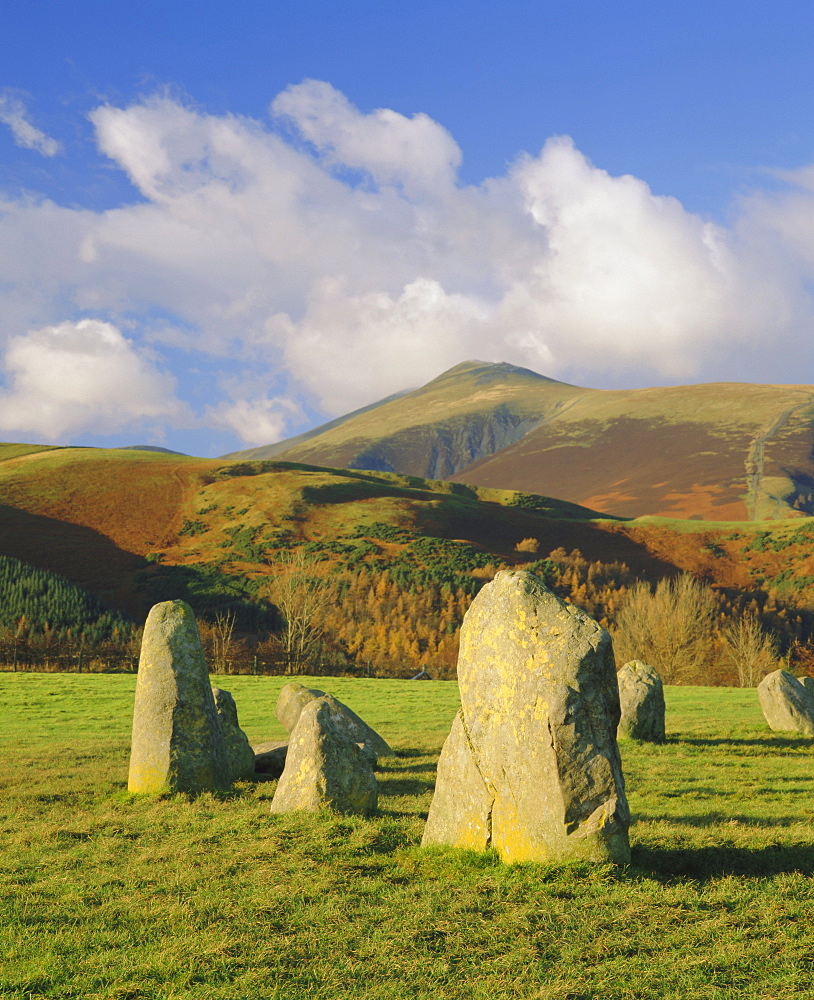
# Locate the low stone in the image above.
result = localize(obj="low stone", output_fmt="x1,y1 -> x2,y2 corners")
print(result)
270,697 -> 378,815
275,682 -> 395,760
617,660 -> 666,742
128,600 -> 230,794
253,740 -> 289,778
212,687 -> 256,780
422,570 -> 630,865
757,669 -> 814,735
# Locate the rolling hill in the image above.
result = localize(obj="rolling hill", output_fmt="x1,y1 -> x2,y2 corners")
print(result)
0,441 -> 810,625
228,361 -> 814,521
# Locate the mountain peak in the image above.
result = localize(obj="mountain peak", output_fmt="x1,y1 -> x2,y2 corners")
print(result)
428,360 -> 568,387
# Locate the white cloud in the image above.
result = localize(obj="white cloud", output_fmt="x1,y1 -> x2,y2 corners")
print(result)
211,395 -> 302,445
1,82 -> 814,449
0,93 -> 61,157
272,79 -> 461,198
0,319 -> 185,441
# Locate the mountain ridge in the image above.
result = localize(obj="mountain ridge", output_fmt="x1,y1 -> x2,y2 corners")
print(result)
223,361 -> 814,521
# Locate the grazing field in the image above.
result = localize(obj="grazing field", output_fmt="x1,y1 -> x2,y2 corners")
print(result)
2,676 -> 814,999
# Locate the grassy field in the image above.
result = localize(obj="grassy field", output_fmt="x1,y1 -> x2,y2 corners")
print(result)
2,676 -> 814,999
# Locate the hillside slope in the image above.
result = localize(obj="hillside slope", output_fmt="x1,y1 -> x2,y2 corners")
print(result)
2,443 -> 813,634
236,362 -> 814,521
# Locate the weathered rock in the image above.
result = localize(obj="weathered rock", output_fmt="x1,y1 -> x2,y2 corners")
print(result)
275,682 -> 395,760
801,676 -> 814,699
212,687 -> 256,780
253,740 -> 289,778
757,669 -> 814,735
128,600 -> 230,793
422,570 -> 630,864
270,697 -> 378,815
617,660 -> 666,742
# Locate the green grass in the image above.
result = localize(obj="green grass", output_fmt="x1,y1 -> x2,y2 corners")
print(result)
3,677 -> 814,998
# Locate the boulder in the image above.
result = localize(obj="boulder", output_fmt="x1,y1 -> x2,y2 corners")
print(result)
270,697 -> 378,815
128,600 -> 230,793
757,669 -> 814,735
801,676 -> 814,699
275,681 -> 395,760
617,660 -> 666,742
253,740 -> 289,778
422,570 -> 630,865
212,687 -> 256,780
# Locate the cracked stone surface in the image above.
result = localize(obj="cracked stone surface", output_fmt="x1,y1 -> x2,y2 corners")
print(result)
422,570 -> 630,864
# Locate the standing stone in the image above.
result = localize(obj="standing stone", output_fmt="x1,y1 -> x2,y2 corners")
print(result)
270,697 -> 378,815
275,682 -> 395,760
757,669 -> 814,735
422,570 -> 630,864
128,600 -> 230,793
801,676 -> 814,699
212,687 -> 256,781
617,660 -> 666,742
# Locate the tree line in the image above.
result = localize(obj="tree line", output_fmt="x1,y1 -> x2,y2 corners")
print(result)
0,542 -> 809,686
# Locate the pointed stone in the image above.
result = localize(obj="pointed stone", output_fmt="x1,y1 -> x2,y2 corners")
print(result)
422,570 -> 630,864
128,600 -> 230,794
275,681 -> 395,760
617,660 -> 666,742
270,697 -> 378,815
212,687 -> 256,780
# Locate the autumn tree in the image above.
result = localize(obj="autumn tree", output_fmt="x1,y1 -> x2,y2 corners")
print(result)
722,613 -> 780,687
264,550 -> 325,674
613,573 -> 717,683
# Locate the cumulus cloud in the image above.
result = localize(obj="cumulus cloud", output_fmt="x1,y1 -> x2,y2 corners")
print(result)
0,93 -> 61,157
1,81 -> 814,449
211,395 -> 303,445
0,319 -> 185,441
272,79 -> 461,198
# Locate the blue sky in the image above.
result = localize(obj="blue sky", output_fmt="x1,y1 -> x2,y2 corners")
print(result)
3,1 -> 814,455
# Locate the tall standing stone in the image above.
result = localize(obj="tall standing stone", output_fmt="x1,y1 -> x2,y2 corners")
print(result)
270,697 -> 378,815
422,570 -> 630,864
617,660 -> 666,742
757,669 -> 814,736
128,600 -> 231,793
212,687 -> 256,781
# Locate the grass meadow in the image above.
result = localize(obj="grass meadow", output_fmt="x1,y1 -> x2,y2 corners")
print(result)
2,674 -> 814,999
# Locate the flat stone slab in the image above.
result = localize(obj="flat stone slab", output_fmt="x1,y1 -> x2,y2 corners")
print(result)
253,740 -> 289,778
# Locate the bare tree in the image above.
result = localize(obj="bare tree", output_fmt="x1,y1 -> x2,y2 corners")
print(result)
722,613 -> 779,687
264,550 -> 324,674
613,573 -> 717,683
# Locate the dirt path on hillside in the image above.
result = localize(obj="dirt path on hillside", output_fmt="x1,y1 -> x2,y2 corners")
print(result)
744,398 -> 813,519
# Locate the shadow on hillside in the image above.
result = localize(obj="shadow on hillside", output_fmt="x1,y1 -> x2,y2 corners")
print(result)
632,841 -> 814,881
670,736 -> 814,750
0,502 -> 146,618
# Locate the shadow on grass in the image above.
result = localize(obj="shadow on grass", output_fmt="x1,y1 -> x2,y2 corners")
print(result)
633,841 -> 814,880
669,736 -> 814,750
377,776 -> 435,798
635,812 -> 813,827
